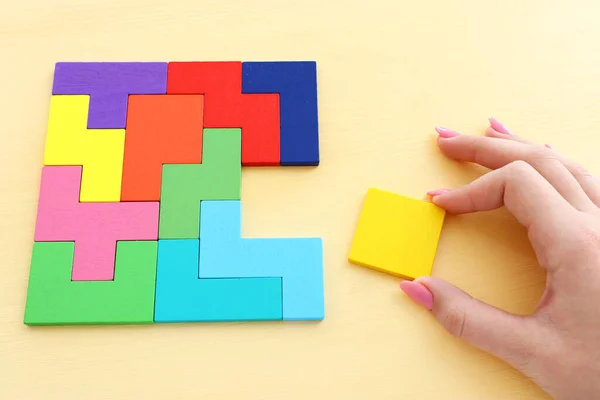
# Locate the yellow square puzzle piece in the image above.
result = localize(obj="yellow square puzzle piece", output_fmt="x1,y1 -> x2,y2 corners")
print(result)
348,188 -> 446,280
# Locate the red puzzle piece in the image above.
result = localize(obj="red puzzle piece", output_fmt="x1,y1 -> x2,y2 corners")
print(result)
241,94 -> 279,166
167,62 -> 242,126
167,62 -> 279,166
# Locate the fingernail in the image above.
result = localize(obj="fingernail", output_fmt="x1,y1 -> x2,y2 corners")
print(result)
427,189 -> 450,196
400,281 -> 433,310
435,126 -> 461,138
489,117 -> 512,135
545,144 -> 553,149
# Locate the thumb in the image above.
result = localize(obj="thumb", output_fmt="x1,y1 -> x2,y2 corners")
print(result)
400,276 -> 538,367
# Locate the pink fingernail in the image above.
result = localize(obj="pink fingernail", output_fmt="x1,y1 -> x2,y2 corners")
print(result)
489,117 -> 512,135
435,126 -> 461,138
545,144 -> 553,149
400,281 -> 433,310
427,189 -> 450,196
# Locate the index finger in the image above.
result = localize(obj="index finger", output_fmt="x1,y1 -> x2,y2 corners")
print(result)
430,160 -> 575,252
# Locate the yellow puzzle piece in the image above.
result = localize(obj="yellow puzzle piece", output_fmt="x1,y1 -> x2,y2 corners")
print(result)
348,188 -> 446,280
43,96 -> 125,202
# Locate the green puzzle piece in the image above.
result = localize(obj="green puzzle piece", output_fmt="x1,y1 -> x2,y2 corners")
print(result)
159,128 -> 241,239
24,241 -> 158,325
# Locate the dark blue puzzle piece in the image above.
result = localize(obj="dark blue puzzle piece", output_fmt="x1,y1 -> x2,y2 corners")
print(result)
242,61 -> 319,166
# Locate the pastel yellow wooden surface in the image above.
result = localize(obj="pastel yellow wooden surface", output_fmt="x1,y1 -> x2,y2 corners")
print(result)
3,1 -> 600,399
44,95 -> 125,202
349,188 -> 445,279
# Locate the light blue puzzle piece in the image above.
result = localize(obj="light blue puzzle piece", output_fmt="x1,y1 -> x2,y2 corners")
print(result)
199,199 -> 242,240
198,201 -> 324,321
154,239 -> 283,322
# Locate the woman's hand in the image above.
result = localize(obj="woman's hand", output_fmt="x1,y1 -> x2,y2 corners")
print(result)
400,118 -> 600,400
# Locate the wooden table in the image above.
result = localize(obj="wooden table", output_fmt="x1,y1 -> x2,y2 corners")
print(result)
2,1 -> 597,398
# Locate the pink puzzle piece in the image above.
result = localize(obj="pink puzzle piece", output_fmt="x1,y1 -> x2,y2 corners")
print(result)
34,166 -> 159,280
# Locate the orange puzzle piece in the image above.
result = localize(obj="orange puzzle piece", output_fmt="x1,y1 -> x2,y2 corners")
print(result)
167,62 -> 280,166
121,95 -> 204,201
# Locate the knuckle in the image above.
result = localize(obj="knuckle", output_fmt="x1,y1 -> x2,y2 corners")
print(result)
526,146 -> 570,171
531,145 -> 554,158
471,138 -> 489,166
442,306 -> 467,338
569,161 -> 593,180
506,160 -> 535,176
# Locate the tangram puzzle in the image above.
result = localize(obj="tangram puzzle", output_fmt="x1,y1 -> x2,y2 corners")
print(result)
348,188 -> 445,279
24,61 -> 324,325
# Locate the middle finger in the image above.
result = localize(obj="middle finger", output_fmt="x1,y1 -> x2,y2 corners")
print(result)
436,133 -> 597,212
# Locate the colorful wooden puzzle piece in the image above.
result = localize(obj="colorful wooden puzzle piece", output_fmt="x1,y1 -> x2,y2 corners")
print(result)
121,95 -> 204,202
167,62 -> 281,166
24,241 -> 158,325
154,240 -> 283,322
242,61 -> 319,166
198,201 -> 324,320
25,60 -> 322,325
348,188 -> 446,280
43,95 -> 125,202
52,62 -> 168,129
34,166 -> 159,281
159,128 -> 241,239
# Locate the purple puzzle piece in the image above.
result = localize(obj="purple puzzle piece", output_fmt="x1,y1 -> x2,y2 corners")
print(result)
52,62 -> 168,129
